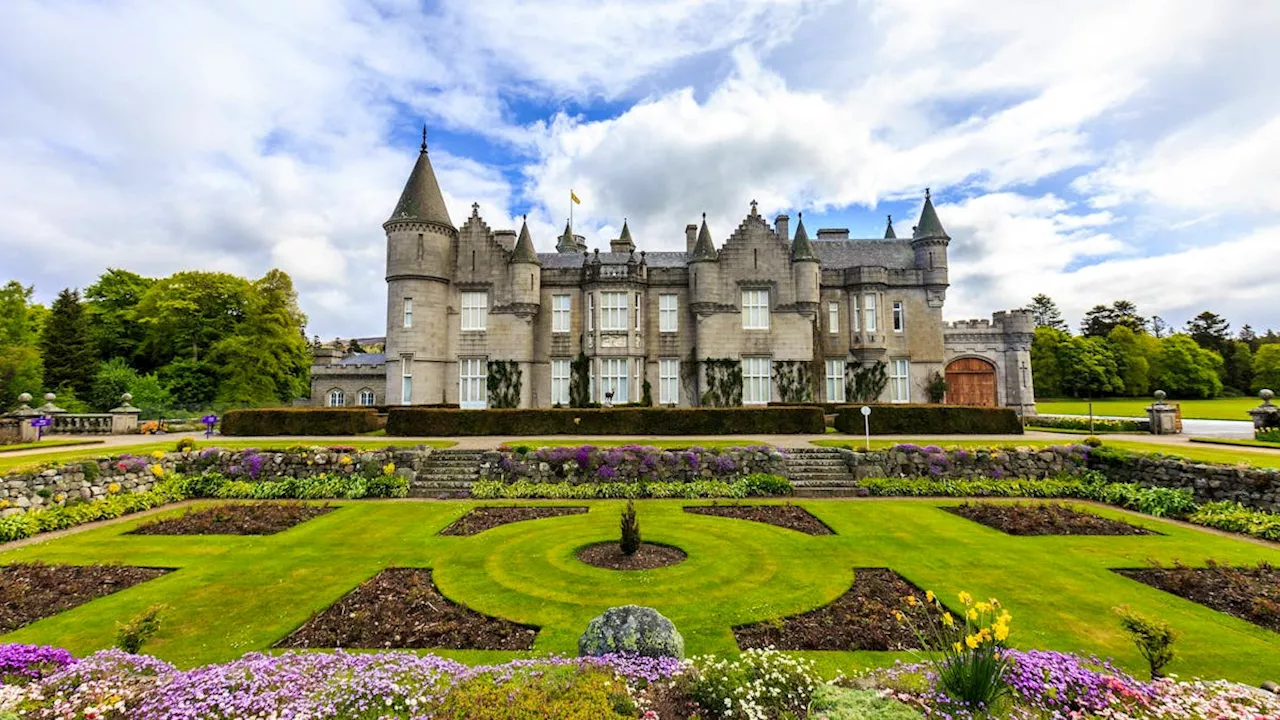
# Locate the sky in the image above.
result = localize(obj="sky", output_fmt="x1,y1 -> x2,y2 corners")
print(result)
2,0 -> 1279,340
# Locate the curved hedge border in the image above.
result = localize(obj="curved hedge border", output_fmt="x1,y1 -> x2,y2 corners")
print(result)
387,407 -> 825,436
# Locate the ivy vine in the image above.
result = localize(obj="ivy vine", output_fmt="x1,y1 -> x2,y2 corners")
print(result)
926,371 -> 949,404
569,351 -> 592,408
773,360 -> 813,403
486,360 -> 523,408
701,358 -> 743,407
845,360 -> 888,403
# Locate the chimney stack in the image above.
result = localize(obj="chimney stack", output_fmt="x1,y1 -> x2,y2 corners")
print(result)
685,224 -> 698,253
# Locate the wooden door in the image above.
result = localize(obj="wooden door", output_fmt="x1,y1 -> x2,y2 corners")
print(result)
945,357 -> 998,406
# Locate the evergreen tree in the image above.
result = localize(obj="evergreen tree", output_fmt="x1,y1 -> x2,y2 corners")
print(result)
40,288 -> 97,397
1239,324 -> 1259,352
1185,311 -> 1231,355
1025,294 -> 1068,331
1222,340 -> 1254,395
1148,316 -> 1169,338
1081,301 -> 1145,337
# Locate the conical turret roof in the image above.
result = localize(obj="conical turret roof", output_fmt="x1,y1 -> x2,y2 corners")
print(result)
387,127 -> 453,228
884,215 -> 897,239
691,214 -> 717,261
913,188 -> 948,240
790,212 -> 817,261
619,219 -> 633,245
512,216 -> 540,265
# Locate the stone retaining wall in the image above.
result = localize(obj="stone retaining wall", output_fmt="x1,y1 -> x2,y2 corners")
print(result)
836,443 -> 1090,480
1092,452 -> 1280,513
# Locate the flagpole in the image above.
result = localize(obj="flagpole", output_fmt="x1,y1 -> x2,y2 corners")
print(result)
569,190 -> 574,234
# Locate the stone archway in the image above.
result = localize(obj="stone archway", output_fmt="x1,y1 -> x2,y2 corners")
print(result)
945,357 -> 998,407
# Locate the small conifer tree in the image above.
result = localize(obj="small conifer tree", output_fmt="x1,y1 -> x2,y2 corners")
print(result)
620,501 -> 640,556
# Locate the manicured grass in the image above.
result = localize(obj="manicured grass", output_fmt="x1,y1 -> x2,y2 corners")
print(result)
1036,396 -> 1259,421
0,438 -> 456,474
810,438 -> 1065,451
0,439 -> 105,454
2,498 -> 1278,684
499,439 -> 771,449
1190,437 -> 1280,450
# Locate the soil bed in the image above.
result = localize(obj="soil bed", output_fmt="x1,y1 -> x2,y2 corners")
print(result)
943,502 -> 1156,536
734,567 -> 929,651
277,567 -> 536,650
1116,561 -> 1280,633
683,503 -> 833,535
130,502 -> 334,536
0,562 -> 170,633
438,506 -> 588,536
576,542 -> 687,571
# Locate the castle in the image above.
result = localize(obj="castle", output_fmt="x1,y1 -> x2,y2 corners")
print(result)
310,133 -> 1036,414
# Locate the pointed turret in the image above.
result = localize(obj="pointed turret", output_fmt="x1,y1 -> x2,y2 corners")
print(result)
790,212 -> 818,262
884,214 -> 897,239
691,214 -> 717,261
912,188 -> 948,240
511,216 -> 540,265
556,220 -> 579,253
386,125 -> 453,229
610,218 -> 636,253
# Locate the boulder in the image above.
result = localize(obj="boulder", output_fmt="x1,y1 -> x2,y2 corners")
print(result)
578,605 -> 684,659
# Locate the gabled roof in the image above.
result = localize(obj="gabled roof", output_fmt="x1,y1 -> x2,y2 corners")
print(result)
387,126 -> 453,228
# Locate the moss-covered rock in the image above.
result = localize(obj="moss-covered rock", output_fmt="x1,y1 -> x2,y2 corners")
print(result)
577,605 -> 684,659
808,685 -> 922,719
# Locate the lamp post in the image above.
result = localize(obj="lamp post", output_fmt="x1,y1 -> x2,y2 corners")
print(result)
860,405 -> 872,452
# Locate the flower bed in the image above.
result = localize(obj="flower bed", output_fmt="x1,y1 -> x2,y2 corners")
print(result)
437,506 -> 588,536
485,445 -> 787,485
683,503 -> 834,535
942,502 -> 1157,536
129,502 -> 334,536
1115,561 -> 1280,634
0,563 -> 171,633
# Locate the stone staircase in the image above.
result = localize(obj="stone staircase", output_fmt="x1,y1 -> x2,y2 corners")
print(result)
409,449 -> 486,498
782,448 -> 861,497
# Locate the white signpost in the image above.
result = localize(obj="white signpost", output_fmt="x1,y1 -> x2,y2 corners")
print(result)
860,405 -> 872,451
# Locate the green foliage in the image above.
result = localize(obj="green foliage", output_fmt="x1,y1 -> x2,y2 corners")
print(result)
809,685 -> 923,720
1086,482 -> 1197,518
486,360 -> 523,409
1253,344 -> 1280,394
925,371 -> 949,404
85,268 -> 154,367
128,372 -> 173,418
1222,340 -> 1254,395
431,666 -> 635,720
846,360 -> 888,403
1257,428 -> 1280,442
899,591 -> 1013,708
0,483 -> 185,542
1151,334 -> 1223,399
0,281 -> 44,408
1114,605 -> 1177,679
175,437 -> 197,453
470,476 -> 792,500
1083,436 -> 1103,447
773,360 -> 813,403
569,352 -> 591,408
681,649 -> 819,719
834,404 -> 1023,435
208,270 -> 310,406
1030,327 -> 1067,397
40,288 -> 97,398
1080,300 -> 1145,338
701,358 -> 743,407
1057,335 -> 1123,397
79,461 -> 100,481
90,357 -> 138,411
1107,325 -> 1152,397
1028,415 -> 1147,432
220,408 -> 381,436
115,604 -> 166,654
619,500 -> 640,555
1189,501 -> 1280,541
735,473 -> 793,497
158,358 -> 218,409
1185,310 -> 1231,356
388,407 -> 824,436
859,476 -> 1091,498
1025,294 -> 1067,332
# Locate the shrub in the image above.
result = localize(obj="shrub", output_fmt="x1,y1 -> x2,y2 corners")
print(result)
220,408 -> 381,436
1087,483 -> 1197,518
1083,436 -> 1104,447
858,477 -> 1091,499
679,649 -> 819,719
1027,415 -> 1148,433
1189,501 -> 1280,541
115,604 -> 166,654
174,437 -> 197,453
899,590 -> 1013,708
387,407 -> 824,436
1113,605 -> 1176,679
1257,428 -> 1280,443
834,405 -> 1022,435
79,461 -> 100,482
620,501 -> 640,555
735,473 -> 793,497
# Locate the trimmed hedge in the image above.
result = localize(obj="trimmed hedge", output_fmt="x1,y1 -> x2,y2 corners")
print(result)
387,407 -> 825,436
833,404 -> 1022,435
220,408 -> 382,436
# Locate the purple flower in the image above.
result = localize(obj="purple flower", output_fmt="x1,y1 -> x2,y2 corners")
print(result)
0,643 -> 76,681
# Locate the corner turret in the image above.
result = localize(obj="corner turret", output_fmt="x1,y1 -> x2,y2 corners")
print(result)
611,219 -> 636,253
791,213 -> 819,311
509,215 -> 541,312
911,188 -> 949,286
689,213 -> 720,311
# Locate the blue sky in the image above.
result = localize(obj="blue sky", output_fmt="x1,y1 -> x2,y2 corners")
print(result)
2,0 -> 1279,339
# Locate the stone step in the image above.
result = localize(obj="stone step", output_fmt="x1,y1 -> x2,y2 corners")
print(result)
412,481 -> 475,489
793,487 -> 864,498
784,461 -> 848,469
789,478 -> 858,487
415,474 -> 480,483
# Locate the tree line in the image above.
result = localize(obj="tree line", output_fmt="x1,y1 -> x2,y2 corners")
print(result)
0,269 -> 311,416
1026,295 -> 1280,399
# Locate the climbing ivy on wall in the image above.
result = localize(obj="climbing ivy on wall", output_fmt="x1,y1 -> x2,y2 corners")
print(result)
773,361 -> 813,403
486,360 -> 523,409
846,360 -> 888,403
569,351 -> 592,408
701,358 -> 743,407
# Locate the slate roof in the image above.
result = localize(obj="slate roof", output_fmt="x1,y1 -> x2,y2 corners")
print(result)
811,239 -> 915,269
337,352 -> 386,366
536,251 -> 691,268
387,129 -> 453,228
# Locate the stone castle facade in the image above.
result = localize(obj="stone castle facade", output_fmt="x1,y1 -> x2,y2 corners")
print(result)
310,135 -> 1036,414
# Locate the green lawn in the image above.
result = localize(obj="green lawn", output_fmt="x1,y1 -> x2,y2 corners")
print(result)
0,438 -> 457,474
1190,437 -> 1280,450
0,439 -> 105,454
1037,396 -> 1259,420
499,438 -> 771,450
2,498 -> 1278,683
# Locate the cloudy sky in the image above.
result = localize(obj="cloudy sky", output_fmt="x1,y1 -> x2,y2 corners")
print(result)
3,0 -> 1279,339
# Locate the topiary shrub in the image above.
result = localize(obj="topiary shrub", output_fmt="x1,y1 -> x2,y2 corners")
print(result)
620,501 -> 640,556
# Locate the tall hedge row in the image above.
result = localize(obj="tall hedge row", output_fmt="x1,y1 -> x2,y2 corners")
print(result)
833,404 -> 1022,435
387,407 -> 825,436
220,408 -> 382,436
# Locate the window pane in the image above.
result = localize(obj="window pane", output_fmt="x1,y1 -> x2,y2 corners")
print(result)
864,294 -> 877,332
828,302 -> 838,334
893,301 -> 904,332
852,296 -> 860,331
659,358 -> 679,404
601,292 -> 627,331
552,295 -> 570,332
551,359 -> 570,405
742,357 -> 771,404
462,292 -> 488,331
825,359 -> 845,402
403,298 -> 413,328
890,359 -> 910,403
742,290 -> 769,329
659,294 -> 678,332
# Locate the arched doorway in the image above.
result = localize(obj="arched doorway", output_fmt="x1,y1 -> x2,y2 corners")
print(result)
945,357 -> 998,406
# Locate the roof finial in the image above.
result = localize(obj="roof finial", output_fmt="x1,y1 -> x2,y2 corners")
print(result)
421,124 -> 428,152
925,187 -> 931,200
750,199 -> 758,216
888,214 -> 892,223
522,213 -> 527,222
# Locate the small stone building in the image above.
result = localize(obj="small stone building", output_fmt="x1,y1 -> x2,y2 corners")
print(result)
311,133 -> 1035,413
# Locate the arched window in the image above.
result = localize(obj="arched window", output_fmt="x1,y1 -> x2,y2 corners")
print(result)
358,389 -> 376,406
327,389 -> 345,407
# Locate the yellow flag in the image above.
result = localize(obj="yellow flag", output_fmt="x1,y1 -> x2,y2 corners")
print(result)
570,190 -> 581,205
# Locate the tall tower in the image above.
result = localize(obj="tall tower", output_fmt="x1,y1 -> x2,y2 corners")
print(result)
384,126 -> 456,405
790,212 -> 820,313
911,188 -> 950,287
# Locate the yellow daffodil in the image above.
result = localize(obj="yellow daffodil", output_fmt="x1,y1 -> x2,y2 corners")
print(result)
151,450 -> 165,461
942,612 -> 954,627
967,608 -> 978,621
958,591 -> 973,605
894,611 -> 905,622
994,623 -> 1010,642
965,635 -> 980,649
953,641 -> 963,653
975,601 -> 991,614
926,590 -> 935,603
905,595 -> 918,607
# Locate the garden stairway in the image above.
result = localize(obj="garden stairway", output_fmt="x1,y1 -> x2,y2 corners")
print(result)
409,449 -> 486,498
782,448 -> 860,497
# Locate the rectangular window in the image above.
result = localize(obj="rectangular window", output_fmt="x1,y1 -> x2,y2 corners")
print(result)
825,359 -> 845,402
552,295 -> 571,333
402,298 -> 413,328
852,295 -> 861,332
890,359 -> 910,403
635,292 -> 642,331
551,359 -> 570,406
400,356 -> 412,405
459,358 -> 487,408
659,358 -> 679,405
742,357 -> 771,404
659,294 -> 678,333
892,301 -> 904,333
461,292 -> 488,331
742,289 -> 769,330
600,292 -> 628,331
864,294 -> 877,332
588,293 -> 595,332
599,358 -> 629,403
828,301 -> 839,335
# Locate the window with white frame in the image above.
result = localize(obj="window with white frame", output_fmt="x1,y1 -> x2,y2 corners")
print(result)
659,358 -> 679,405
863,294 -> 877,332
659,294 -> 678,333
851,295 -> 861,331
825,359 -> 845,402
552,295 -> 571,333
400,356 -> 412,405
828,301 -> 839,334
742,289 -> 769,330
327,389 -> 344,407
402,298 -> 413,328
892,301 -> 904,333
742,357 -> 771,404
635,292 -> 642,331
588,293 -> 595,331
599,357 -> 629,403
461,292 -> 488,331
890,359 -> 910,403
358,389 -> 375,407
459,358 -> 487,409
551,359 -> 570,406
600,292 -> 628,331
